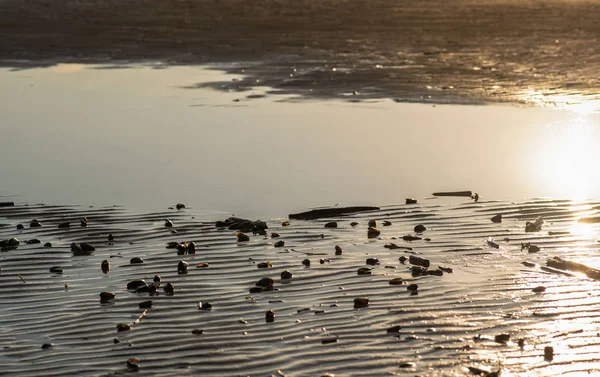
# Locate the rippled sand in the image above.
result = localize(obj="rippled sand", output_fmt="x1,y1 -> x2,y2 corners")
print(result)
2,198 -> 600,376
2,0 -> 600,109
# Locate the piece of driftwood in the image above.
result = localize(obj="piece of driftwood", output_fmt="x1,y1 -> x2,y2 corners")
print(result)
546,257 -> 600,279
0,202 -> 15,207
289,206 -> 379,220
578,217 -> 600,224
432,191 -> 473,197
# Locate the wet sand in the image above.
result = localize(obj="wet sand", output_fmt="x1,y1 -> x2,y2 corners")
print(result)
2,0 -> 600,108
2,198 -> 600,376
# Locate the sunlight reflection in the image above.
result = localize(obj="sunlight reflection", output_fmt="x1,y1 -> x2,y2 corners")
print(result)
569,222 -> 599,240
50,63 -> 84,73
534,115 -> 600,201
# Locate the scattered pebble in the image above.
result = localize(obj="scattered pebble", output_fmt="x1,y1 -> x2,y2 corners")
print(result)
368,227 -> 380,238
334,245 -> 343,255
198,301 -> 213,310
324,221 -> 337,228
405,198 -> 417,204
389,278 -> 404,285
139,300 -> 153,309
100,292 -> 115,302
178,260 -> 189,274
366,258 -> 380,266
281,270 -> 293,279
117,323 -> 130,332
58,222 -> 70,228
274,240 -> 285,248
236,232 -> 250,242
130,257 -> 144,264
544,346 -> 554,360
353,297 -> 369,308
164,219 -> 173,227
302,259 -> 311,267
41,343 -> 54,349
414,224 -> 427,233
532,286 -> 546,293
266,309 -> 275,323
494,333 -> 510,343
101,260 -> 110,274
491,214 -> 502,223
191,329 -> 203,335
357,267 -> 372,275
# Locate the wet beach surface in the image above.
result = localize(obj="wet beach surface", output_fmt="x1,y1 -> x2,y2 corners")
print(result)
2,198 -> 600,376
1,0 -> 600,108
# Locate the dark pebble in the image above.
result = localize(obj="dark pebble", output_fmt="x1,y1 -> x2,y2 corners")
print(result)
399,362 -> 415,368
409,255 -> 430,268
274,240 -> 285,248
49,266 -> 63,274
164,282 -> 174,295
368,227 -> 380,238
176,203 -> 186,210
350,222 -> 359,227
353,297 -> 369,308
399,256 -> 407,263
494,333 -> 510,343
324,221 -> 337,228
402,235 -> 421,241
16,224 -> 24,230
532,286 -> 546,293
80,217 -> 88,227
282,221 -> 290,227
80,243 -> 95,252
266,309 -> 275,322
191,329 -> 203,335
130,257 -> 144,264
188,241 -> 197,254
426,269 -> 443,276
302,259 -> 311,267
136,285 -> 149,293
321,338 -> 338,344
491,214 -> 502,223
101,260 -> 110,274
26,239 -> 41,244
256,277 -> 274,288
411,266 -> 427,277
414,224 -> 427,233
100,292 -> 115,302
41,343 -> 54,349
44,242 -> 52,248
281,270 -> 293,279
30,219 -> 42,228
117,323 -> 131,332
108,233 -> 114,242
178,260 -> 189,274
438,266 -> 453,273
405,198 -> 417,204
387,325 -> 401,333
198,301 -> 212,310
257,261 -> 273,268
366,258 -> 380,266
335,245 -> 343,255
164,219 -> 173,227
58,222 -> 70,228
544,346 -> 554,360
139,300 -> 153,309
407,284 -> 418,292
271,232 -> 280,238
389,278 -> 404,285
382,221 -> 392,226
249,287 -> 265,293
518,339 -> 525,348
126,279 -> 147,290
236,232 -> 250,242
357,267 -> 372,275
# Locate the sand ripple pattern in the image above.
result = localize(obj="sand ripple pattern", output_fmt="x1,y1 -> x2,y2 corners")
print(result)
2,199 -> 600,376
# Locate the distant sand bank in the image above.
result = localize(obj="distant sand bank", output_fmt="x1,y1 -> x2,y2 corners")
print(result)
1,0 -> 600,107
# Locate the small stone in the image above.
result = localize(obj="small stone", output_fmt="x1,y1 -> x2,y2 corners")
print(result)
196,262 -> 209,268
41,343 -> 54,349
100,292 -> 115,302
353,297 -> 369,308
405,198 -> 417,204
409,255 -> 430,267
108,233 -> 114,242
101,260 -> 110,274
16,224 -> 24,230
7,238 -> 19,247
494,333 -> 510,343
198,301 -> 212,310
414,224 -> 427,233
350,222 -> 359,227
426,269 -> 443,276
249,287 -> 264,293
274,240 -> 285,248
281,270 -> 293,279
44,242 -> 52,248
117,323 -> 130,332
49,266 -> 63,274
368,219 -> 377,227
188,241 -> 197,254
411,266 -> 427,277
80,243 -> 95,252
164,282 -> 174,295
191,329 -> 203,335
178,260 -> 189,274
532,286 -> 546,293
282,221 -> 290,227
491,214 -> 502,223
398,256 -> 407,263
357,267 -> 372,275
382,221 -> 392,226
438,266 -> 453,273
368,227 -> 380,238
127,279 -> 147,290
544,346 -> 554,360
334,245 -> 343,255
114,338 -> 120,344
321,338 -> 338,344
403,235 -> 421,241
399,362 -> 415,368
153,274 -> 161,283
324,221 -> 337,228
139,300 -> 153,309
176,203 -> 186,210
266,309 -> 275,322
126,358 -> 139,370
407,284 -> 418,292
389,278 -> 404,285
387,325 -> 401,333
58,222 -> 70,228
164,219 -> 174,227
302,259 -> 311,267
30,219 -> 42,228
25,239 -> 41,244
518,339 -> 525,348
366,258 -> 380,266
80,217 -> 88,227
130,257 -> 144,264
236,232 -> 250,242
271,232 -> 280,238
256,277 -> 274,288
319,258 -> 325,264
